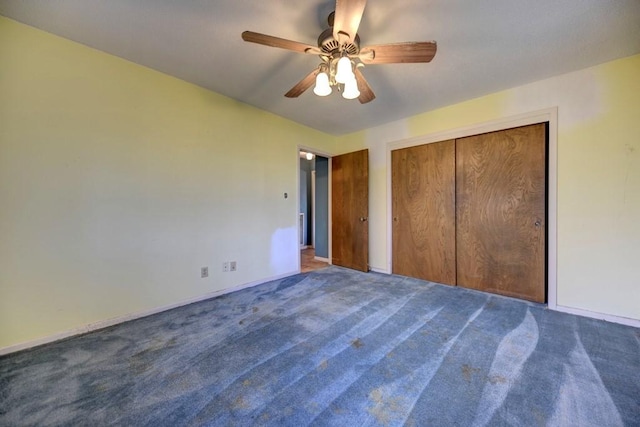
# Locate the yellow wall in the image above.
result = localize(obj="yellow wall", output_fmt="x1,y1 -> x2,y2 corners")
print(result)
0,17 -> 335,349
2,16 -> 638,350
336,54 -> 640,321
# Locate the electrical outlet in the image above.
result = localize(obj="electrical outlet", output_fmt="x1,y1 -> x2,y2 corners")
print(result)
223,262 -> 229,272
201,267 -> 208,278
230,261 -> 237,272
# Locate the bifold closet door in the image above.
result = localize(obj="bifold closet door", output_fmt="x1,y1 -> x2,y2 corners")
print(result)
456,124 -> 546,303
392,140 -> 456,285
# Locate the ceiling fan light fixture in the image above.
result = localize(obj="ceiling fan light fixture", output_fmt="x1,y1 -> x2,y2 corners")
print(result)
342,75 -> 360,100
313,71 -> 332,96
335,55 -> 354,84
242,2 -> 437,104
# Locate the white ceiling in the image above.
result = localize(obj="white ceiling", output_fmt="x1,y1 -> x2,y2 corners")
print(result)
1,0 -> 639,135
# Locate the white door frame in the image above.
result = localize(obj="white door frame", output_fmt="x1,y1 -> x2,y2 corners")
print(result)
297,145 -> 333,272
311,170 -> 316,249
386,108 -> 558,309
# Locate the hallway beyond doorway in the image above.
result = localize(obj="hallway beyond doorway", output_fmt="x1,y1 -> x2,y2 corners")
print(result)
301,248 -> 328,273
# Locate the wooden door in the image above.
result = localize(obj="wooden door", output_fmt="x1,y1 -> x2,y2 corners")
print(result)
456,124 -> 546,302
392,140 -> 456,285
332,149 -> 369,272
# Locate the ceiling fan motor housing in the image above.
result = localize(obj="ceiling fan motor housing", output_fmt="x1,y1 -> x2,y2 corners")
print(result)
317,27 -> 360,56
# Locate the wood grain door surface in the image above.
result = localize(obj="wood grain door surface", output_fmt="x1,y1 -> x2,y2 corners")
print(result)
456,124 -> 546,302
331,149 -> 369,272
392,140 -> 456,285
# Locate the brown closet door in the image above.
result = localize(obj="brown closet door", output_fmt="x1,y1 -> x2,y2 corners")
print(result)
456,124 -> 546,302
392,140 -> 456,285
332,149 -> 369,272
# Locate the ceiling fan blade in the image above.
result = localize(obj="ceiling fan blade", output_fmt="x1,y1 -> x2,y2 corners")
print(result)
285,69 -> 320,98
354,68 -> 375,104
333,0 -> 367,44
360,41 -> 437,64
242,31 -> 320,54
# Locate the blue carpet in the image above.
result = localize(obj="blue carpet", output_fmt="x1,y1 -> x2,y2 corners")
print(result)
1,267 -> 639,426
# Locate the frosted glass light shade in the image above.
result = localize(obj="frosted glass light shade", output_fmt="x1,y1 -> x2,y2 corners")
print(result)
342,75 -> 360,100
335,56 -> 354,84
313,71 -> 332,96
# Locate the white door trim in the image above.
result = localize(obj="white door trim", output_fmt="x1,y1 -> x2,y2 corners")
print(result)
311,170 -> 316,249
297,145 -> 333,272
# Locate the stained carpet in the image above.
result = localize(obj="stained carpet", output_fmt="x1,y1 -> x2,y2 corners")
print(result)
1,267 -> 639,426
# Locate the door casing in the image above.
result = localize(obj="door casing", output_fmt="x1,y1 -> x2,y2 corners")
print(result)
386,108 -> 558,309
297,146 -> 334,272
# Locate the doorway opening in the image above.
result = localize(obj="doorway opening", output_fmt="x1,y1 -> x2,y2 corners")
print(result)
299,150 -> 329,272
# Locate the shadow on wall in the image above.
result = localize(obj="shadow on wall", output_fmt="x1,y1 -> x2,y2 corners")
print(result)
270,227 -> 298,275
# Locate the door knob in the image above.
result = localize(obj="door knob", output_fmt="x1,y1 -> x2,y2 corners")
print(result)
534,220 -> 542,227
360,217 -> 368,222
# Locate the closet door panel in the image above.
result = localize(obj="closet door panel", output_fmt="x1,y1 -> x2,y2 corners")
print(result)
456,124 -> 546,302
392,140 -> 456,285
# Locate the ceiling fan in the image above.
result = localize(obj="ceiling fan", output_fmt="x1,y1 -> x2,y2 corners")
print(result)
241,0 -> 437,104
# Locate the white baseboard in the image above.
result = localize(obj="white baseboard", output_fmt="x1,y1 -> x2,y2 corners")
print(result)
4,272 -> 636,357
314,256 -> 329,263
0,271 -> 297,357
553,304 -> 640,328
371,269 -> 639,328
